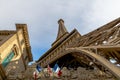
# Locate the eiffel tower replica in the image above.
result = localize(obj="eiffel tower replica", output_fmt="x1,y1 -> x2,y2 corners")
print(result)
37,18 -> 120,80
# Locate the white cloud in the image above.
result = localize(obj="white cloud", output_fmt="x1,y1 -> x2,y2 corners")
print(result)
0,0 -> 120,60
81,0 -> 120,34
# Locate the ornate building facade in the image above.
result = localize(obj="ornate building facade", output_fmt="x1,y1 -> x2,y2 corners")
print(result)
37,18 -> 120,79
0,24 -> 33,80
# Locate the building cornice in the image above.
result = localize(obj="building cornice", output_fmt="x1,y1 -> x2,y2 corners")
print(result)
16,24 -> 33,62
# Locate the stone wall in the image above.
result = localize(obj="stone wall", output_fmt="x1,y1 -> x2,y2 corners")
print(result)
0,29 -> 30,80
23,65 -> 116,80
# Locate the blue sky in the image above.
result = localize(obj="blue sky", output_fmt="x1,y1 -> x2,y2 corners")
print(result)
0,0 -> 120,62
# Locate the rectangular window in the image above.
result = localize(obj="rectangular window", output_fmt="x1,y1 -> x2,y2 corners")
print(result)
25,56 -> 28,60
21,39 -> 24,45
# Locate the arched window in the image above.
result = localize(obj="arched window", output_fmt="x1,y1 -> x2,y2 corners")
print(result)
12,44 -> 19,57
